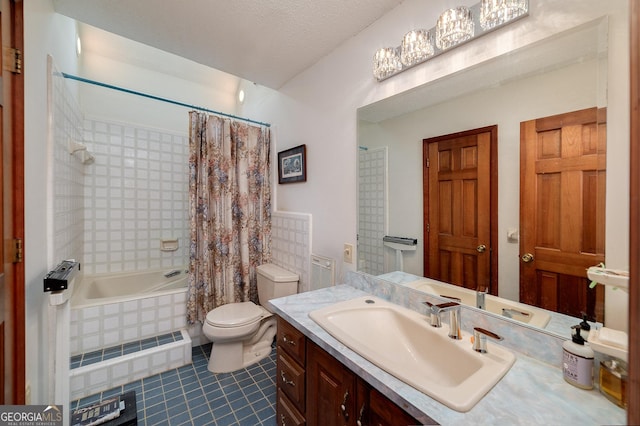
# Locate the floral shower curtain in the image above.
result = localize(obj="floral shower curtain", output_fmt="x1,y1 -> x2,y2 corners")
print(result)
187,112 -> 271,324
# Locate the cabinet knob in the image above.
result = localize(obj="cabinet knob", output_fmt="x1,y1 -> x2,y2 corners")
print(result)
282,335 -> 296,346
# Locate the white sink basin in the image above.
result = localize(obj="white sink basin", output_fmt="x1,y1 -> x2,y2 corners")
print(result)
309,296 -> 515,412
404,279 -> 551,328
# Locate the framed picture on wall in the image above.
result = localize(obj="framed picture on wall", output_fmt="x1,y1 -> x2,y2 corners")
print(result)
278,144 -> 307,184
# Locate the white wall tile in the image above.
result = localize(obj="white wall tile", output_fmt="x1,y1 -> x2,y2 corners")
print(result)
82,118 -> 189,275
271,211 -> 312,293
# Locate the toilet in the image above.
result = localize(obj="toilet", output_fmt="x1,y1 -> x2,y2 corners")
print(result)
202,263 -> 299,373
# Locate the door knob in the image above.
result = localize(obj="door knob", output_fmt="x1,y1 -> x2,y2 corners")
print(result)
476,244 -> 487,253
521,253 -> 534,263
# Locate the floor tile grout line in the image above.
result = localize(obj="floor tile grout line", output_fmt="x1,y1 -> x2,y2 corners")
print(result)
71,343 -> 278,426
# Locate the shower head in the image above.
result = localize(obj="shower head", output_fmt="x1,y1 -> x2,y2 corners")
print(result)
68,138 -> 95,165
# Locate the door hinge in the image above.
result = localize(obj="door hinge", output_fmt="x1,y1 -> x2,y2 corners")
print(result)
3,47 -> 22,74
12,238 -> 23,263
426,223 -> 430,233
426,158 -> 430,168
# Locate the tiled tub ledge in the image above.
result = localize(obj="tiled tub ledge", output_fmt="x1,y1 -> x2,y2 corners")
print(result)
69,329 -> 192,401
269,285 -> 625,426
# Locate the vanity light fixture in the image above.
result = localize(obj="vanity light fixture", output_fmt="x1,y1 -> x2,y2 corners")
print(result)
400,29 -> 434,67
373,47 -> 402,80
373,0 -> 528,81
480,0 -> 529,30
436,7 -> 474,50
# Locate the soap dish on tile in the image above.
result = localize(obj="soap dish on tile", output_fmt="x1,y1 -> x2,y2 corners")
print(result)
160,239 -> 179,251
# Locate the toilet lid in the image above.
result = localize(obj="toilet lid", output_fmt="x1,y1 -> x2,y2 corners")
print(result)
206,302 -> 263,328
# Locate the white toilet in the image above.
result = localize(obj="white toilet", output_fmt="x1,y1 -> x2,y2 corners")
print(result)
202,263 -> 299,373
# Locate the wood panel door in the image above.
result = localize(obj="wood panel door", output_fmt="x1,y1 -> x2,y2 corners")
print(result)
306,341 -> 357,426
520,108 -> 605,321
424,126 -> 497,293
0,0 -> 24,404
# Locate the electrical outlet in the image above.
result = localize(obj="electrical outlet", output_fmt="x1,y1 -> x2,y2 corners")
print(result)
344,243 -> 353,263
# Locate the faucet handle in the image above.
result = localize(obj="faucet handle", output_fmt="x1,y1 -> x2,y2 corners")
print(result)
473,327 -> 503,353
433,301 -> 459,310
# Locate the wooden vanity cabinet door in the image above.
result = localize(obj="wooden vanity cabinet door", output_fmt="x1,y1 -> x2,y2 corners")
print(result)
277,388 -> 306,426
276,316 -> 307,425
368,389 -> 422,426
307,340 -> 358,426
278,351 -> 306,412
278,316 -> 306,365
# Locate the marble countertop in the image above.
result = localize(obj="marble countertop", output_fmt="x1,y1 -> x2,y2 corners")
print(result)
269,285 -> 626,426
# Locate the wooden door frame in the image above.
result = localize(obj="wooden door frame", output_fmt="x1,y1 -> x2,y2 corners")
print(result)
423,125 -> 499,295
629,0 -> 639,422
3,0 -> 24,404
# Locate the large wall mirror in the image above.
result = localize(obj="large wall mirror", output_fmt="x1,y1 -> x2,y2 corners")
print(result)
356,14 -> 628,338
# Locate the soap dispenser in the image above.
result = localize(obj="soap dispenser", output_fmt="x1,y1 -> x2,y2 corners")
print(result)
562,325 -> 594,389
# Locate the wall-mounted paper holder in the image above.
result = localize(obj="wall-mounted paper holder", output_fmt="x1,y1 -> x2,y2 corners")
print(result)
160,239 -> 179,252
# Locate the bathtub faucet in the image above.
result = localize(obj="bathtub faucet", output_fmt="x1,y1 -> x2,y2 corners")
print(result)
164,269 -> 182,278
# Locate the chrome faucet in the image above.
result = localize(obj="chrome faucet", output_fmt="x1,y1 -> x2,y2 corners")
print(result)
476,285 -> 488,310
472,327 -> 503,353
423,301 -> 462,340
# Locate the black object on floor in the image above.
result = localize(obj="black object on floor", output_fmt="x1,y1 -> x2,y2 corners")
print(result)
102,391 -> 138,426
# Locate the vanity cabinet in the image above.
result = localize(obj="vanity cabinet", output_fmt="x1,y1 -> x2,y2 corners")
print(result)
277,317 -> 307,425
276,316 -> 421,426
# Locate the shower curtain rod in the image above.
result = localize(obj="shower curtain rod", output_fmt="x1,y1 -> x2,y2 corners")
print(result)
61,72 -> 271,128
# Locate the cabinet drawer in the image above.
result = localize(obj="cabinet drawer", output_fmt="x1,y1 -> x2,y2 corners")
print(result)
277,316 -> 306,364
277,388 -> 306,426
278,351 -> 306,412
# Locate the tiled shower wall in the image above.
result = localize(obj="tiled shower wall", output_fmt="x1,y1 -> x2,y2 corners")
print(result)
82,118 -> 189,274
271,211 -> 311,293
50,60 -> 85,265
358,147 -> 387,275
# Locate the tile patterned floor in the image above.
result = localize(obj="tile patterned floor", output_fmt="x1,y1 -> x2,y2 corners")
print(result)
70,343 -> 277,425
70,331 -> 184,369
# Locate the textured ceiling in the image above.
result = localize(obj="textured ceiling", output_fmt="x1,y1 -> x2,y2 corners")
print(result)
52,0 -> 404,89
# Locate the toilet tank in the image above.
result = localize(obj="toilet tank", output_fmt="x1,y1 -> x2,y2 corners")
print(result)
256,263 -> 299,310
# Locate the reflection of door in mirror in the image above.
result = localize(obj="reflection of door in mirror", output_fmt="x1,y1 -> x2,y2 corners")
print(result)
358,146 -> 388,275
423,126 -> 498,295
520,107 -> 606,322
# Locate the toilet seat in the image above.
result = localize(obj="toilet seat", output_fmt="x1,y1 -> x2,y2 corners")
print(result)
206,302 -> 264,328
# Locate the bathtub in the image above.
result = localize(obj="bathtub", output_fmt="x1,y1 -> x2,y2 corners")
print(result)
70,268 -> 189,356
71,268 -> 188,307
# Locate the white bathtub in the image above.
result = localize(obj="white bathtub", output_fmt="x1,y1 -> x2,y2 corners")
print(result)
71,268 -> 187,308
70,268 -> 189,355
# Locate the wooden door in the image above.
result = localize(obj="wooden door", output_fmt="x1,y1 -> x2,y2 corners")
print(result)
306,340 -> 357,426
0,0 -> 24,404
520,108 -> 605,321
424,126 -> 497,293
